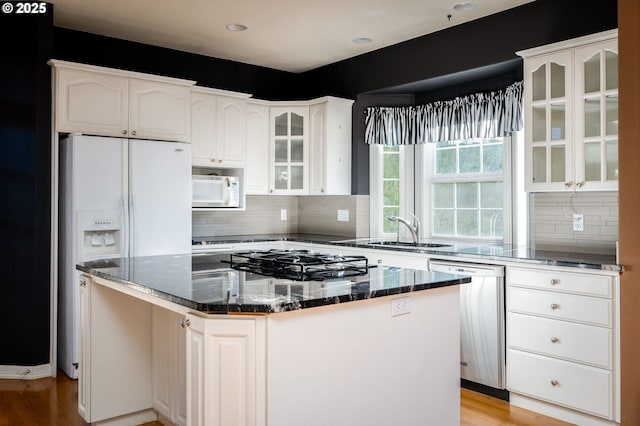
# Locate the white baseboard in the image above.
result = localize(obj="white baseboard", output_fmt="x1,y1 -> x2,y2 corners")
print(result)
510,393 -> 619,426
94,409 -> 157,426
0,363 -> 53,379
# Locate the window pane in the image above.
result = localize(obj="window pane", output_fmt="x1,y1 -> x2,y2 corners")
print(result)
457,183 -> 477,209
532,105 -> 546,142
274,166 -> 288,189
275,140 -> 288,163
433,210 -> 454,235
291,138 -> 304,162
291,113 -> 304,136
483,144 -> 503,172
607,140 -> 619,181
532,65 -> 545,101
433,183 -> 454,208
481,182 -> 502,208
459,146 -> 481,173
436,148 -> 456,174
584,53 -> 600,94
383,152 -> 399,179
550,103 -> 565,140
481,210 -> 503,238
550,62 -> 565,98
291,166 -> 303,189
606,51 -> 618,90
584,98 -> 601,137
550,146 -> 566,183
606,95 -> 618,136
275,113 -> 288,136
532,146 -> 546,183
457,210 -> 478,237
584,142 -> 601,182
383,207 -> 399,233
383,180 -> 399,206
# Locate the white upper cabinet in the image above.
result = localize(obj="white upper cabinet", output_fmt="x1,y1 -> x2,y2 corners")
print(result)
269,105 -> 310,195
518,30 -> 618,192
51,60 -> 194,142
309,97 -> 353,195
190,87 -> 249,168
129,79 -> 192,142
245,102 -> 270,194
267,96 -> 353,196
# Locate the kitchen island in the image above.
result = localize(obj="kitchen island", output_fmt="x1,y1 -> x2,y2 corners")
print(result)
76,251 -> 470,426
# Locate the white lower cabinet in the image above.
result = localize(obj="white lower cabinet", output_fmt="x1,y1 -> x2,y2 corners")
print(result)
506,265 -> 619,424
152,306 -> 187,426
185,314 -> 262,426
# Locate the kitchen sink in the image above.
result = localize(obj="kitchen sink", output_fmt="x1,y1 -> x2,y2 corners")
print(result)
365,241 -> 451,249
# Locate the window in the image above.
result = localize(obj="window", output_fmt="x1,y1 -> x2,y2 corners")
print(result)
424,137 -> 511,241
370,136 -> 512,242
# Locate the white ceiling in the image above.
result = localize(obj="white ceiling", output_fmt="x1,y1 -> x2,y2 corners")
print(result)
49,0 -> 534,73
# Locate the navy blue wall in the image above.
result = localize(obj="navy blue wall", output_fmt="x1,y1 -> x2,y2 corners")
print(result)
0,5 -> 53,365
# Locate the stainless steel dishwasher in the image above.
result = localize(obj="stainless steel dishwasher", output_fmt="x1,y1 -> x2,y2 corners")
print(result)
429,260 -> 506,393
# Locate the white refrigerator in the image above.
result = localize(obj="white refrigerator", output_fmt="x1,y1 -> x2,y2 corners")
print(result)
59,135 -> 192,378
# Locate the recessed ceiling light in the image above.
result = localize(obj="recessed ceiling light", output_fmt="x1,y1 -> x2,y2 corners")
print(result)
452,2 -> 476,11
226,23 -> 248,32
352,37 -> 373,44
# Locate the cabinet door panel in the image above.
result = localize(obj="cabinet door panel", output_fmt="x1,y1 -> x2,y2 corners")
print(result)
129,79 -> 191,142
216,96 -> 246,166
508,312 -> 612,368
57,69 -> 128,136
191,92 -> 217,166
245,103 -> 270,194
508,349 -> 613,419
508,287 -> 612,327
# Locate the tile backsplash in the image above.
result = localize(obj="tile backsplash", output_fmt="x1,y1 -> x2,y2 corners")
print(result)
192,195 -> 370,239
529,191 -> 618,255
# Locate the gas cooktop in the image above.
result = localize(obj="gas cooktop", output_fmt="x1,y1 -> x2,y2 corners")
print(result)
224,249 -> 370,281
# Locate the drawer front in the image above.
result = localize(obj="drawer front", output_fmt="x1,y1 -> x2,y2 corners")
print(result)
508,267 -> 612,297
508,349 -> 613,419
507,312 -> 613,368
508,287 -> 612,327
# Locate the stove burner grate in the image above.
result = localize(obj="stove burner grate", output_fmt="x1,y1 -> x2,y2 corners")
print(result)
225,249 -> 370,281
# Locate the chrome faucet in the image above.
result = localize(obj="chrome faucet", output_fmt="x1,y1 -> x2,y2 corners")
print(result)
388,214 -> 420,244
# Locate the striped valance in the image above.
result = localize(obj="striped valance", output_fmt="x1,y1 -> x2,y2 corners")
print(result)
365,81 -> 523,145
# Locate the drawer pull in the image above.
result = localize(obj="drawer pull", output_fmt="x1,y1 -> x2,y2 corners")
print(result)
550,303 -> 559,310
180,318 -> 191,328
551,379 -> 559,386
550,337 -> 559,343
550,279 -> 559,285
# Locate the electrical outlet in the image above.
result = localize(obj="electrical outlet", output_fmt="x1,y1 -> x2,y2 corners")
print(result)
573,213 -> 584,232
337,209 -> 349,222
391,296 -> 411,317
280,209 -> 287,221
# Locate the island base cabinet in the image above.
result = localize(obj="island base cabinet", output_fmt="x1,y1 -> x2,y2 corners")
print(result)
186,315 -> 263,426
266,286 -> 460,426
79,275 -> 156,424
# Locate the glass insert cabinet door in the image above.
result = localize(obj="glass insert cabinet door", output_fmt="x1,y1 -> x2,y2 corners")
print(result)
524,50 -> 574,190
574,39 -> 619,190
270,107 -> 309,194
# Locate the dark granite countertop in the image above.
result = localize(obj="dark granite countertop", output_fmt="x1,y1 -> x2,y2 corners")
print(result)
192,234 -> 621,272
77,252 -> 470,314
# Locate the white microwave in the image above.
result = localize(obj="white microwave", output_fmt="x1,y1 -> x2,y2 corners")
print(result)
192,175 -> 240,208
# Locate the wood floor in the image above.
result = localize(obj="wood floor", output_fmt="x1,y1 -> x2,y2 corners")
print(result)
0,372 -> 572,425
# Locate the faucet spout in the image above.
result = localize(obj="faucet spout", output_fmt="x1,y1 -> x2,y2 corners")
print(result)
387,215 -> 420,244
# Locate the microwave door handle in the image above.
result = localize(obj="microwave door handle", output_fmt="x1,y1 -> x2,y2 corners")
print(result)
224,178 -> 230,206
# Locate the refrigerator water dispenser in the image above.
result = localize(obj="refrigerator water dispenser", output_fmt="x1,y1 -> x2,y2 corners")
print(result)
78,210 -> 122,259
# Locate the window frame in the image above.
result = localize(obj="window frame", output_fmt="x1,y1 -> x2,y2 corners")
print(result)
417,136 -> 513,243
369,144 -> 414,239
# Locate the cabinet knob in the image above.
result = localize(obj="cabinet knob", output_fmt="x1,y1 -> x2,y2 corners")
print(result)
210,158 -> 216,163
564,181 -> 573,188
122,130 -> 128,135
550,279 -> 559,285
551,337 -> 559,343
218,159 -> 223,163
321,188 -> 325,193
131,130 -> 137,136
551,379 -> 559,386
550,303 -> 559,310
80,278 -> 87,288
576,181 -> 585,188
180,318 -> 191,328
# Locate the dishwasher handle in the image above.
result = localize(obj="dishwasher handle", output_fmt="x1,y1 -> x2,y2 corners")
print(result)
429,260 -> 504,277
